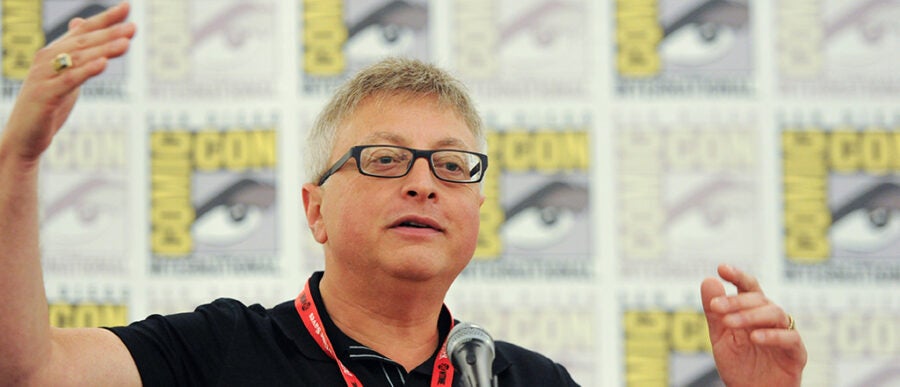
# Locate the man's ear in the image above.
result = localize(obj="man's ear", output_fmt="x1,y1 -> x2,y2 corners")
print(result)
302,183 -> 328,244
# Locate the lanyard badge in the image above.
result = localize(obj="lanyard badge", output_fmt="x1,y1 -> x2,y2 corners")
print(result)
294,280 -> 455,387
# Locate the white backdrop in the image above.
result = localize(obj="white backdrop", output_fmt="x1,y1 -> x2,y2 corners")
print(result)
2,0 -> 898,385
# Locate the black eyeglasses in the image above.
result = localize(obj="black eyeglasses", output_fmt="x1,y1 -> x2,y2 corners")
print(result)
317,145 -> 489,185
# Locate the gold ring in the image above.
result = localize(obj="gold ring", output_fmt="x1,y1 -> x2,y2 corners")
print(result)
786,314 -> 795,331
52,53 -> 73,73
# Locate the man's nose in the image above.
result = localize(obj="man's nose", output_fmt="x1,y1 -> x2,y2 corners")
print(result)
403,158 -> 438,199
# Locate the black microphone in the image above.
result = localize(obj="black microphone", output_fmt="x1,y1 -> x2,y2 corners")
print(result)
447,322 -> 497,387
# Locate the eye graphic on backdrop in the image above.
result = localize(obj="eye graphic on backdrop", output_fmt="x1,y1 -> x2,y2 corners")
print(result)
666,178 -> 753,243
41,178 -> 124,246
498,2 -> 584,49
44,4 -> 108,43
659,0 -> 748,66
831,181 -> 900,254
824,0 -> 900,69
501,181 -> 588,250
192,3 -> 275,49
345,1 -> 427,58
495,1 -> 585,79
192,178 -> 276,246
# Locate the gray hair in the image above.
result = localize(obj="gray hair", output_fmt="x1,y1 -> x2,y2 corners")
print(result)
305,57 -> 485,184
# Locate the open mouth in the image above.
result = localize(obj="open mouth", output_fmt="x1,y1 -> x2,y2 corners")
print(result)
400,221 -> 432,229
392,217 -> 443,232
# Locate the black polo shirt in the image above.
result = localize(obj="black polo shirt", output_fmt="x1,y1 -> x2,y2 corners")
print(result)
109,272 -> 579,386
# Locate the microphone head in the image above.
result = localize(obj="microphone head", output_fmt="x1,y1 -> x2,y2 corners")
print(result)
447,322 -> 495,361
447,322 -> 496,387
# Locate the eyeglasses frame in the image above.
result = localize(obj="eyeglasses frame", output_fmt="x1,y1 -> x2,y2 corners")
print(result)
316,144 -> 489,186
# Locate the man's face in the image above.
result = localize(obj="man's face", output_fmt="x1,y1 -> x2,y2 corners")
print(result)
303,93 -> 485,283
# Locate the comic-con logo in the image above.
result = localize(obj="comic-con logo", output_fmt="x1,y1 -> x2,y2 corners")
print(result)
2,1 -> 126,97
453,0 -> 588,97
623,310 -> 716,386
302,0 -> 429,94
49,302 -> 128,328
476,129 -> 590,259
148,0 -> 277,97
783,129 -> 900,263
794,309 -> 900,387
150,127 -> 277,259
616,0 -> 750,78
778,0 -> 899,84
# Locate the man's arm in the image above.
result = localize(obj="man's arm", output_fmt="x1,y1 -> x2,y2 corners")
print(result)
0,3 -> 141,385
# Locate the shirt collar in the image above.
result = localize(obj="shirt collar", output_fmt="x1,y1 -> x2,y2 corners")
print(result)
271,271 -> 511,374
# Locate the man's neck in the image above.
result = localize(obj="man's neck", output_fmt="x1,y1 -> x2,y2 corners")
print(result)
318,270 -> 449,372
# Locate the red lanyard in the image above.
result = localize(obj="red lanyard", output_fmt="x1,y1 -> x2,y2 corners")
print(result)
294,280 -> 455,387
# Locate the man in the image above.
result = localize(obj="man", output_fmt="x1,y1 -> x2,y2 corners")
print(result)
0,3 -> 806,386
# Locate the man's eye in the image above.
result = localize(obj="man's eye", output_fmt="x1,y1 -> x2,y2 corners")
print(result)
367,149 -> 404,162
363,149 -> 408,172
435,159 -> 468,178
434,154 -> 467,171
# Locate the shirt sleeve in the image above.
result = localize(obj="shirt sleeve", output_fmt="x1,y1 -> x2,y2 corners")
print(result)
106,298 -> 251,387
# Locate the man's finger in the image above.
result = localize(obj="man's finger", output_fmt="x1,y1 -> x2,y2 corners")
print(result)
750,329 -> 807,360
37,21 -> 135,80
721,304 -> 785,329
68,17 -> 86,32
707,292 -> 768,314
701,277 -> 725,312
69,1 -> 130,36
700,277 -> 727,338
717,263 -> 763,294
